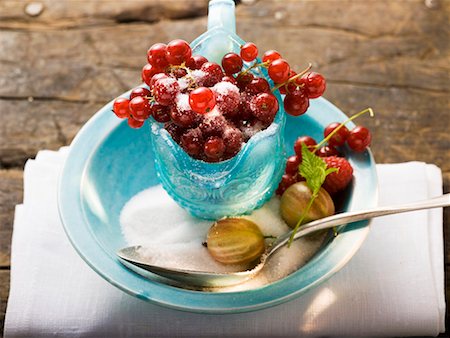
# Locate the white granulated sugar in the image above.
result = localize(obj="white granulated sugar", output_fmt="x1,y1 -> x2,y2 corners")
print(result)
175,93 -> 191,112
190,69 -> 206,81
212,81 -> 239,96
177,77 -> 190,91
204,106 -> 221,117
120,185 -> 327,292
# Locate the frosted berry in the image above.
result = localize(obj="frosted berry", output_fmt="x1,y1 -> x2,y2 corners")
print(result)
180,128 -> 204,156
151,103 -> 171,122
153,77 -> 180,106
250,93 -> 279,124
200,62 -> 224,87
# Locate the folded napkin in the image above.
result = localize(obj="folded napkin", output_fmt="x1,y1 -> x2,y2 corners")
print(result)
4,148 -> 445,337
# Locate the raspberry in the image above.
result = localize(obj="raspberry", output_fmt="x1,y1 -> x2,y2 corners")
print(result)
322,156 -> 353,194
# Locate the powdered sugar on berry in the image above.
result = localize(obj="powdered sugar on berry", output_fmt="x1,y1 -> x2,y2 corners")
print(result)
175,93 -> 191,112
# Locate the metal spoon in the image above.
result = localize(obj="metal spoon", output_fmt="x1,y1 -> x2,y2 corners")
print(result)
117,193 -> 450,288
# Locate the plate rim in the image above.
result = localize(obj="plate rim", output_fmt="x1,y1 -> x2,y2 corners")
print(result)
58,95 -> 378,314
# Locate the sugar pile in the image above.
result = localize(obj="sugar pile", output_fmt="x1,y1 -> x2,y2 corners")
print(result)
120,185 -> 327,292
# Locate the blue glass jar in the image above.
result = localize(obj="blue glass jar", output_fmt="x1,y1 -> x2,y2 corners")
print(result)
150,0 -> 286,219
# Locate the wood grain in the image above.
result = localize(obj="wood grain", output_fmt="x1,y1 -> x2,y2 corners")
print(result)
0,0 -> 448,336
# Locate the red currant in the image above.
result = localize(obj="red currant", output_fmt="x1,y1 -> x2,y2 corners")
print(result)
317,145 -> 340,157
147,43 -> 169,68
129,96 -> 151,121
165,39 -> 192,65
294,136 -> 317,157
165,122 -> 185,143
240,42 -> 258,62
204,136 -> 225,160
189,87 -> 216,114
262,50 -> 281,64
268,59 -> 290,83
283,89 -> 309,116
222,75 -> 237,85
150,73 -> 168,89
151,103 -> 171,122
186,55 -> 208,70
222,52 -> 243,75
142,64 -> 163,86
276,174 -> 297,195
200,62 -> 224,87
152,77 -> 180,106
285,155 -> 300,175
113,98 -> 130,119
279,70 -> 297,95
127,116 -> 145,129
199,114 -> 227,136
213,82 -> 240,115
347,126 -> 372,152
324,122 -> 349,147
130,87 -> 151,100
235,72 -> 254,91
250,93 -> 279,124
170,107 -> 199,128
181,128 -> 204,156
245,77 -> 270,95
223,126 -> 243,156
302,72 -> 326,99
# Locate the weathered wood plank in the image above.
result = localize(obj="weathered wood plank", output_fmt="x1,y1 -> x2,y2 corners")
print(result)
0,270 -> 10,336
0,0 -> 209,29
0,170 -> 22,268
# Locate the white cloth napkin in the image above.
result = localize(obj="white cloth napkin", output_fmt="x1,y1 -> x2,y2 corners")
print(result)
4,148 -> 445,337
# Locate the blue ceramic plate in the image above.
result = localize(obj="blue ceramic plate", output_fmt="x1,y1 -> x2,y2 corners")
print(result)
58,95 -> 378,314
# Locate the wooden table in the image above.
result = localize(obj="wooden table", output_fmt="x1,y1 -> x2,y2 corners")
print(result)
0,0 -> 449,335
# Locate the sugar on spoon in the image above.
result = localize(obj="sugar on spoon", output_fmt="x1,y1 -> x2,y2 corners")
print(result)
117,193 -> 449,288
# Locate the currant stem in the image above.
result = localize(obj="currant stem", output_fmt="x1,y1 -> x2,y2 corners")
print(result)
239,61 -> 269,76
314,107 -> 374,151
271,63 -> 312,92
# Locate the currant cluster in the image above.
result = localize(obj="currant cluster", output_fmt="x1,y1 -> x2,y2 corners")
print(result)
277,111 -> 373,196
112,39 -> 327,162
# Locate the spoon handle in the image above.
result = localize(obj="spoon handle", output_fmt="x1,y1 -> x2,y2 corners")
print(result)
269,193 -> 450,255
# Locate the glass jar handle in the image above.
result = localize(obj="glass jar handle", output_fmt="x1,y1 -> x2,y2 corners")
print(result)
207,0 -> 236,34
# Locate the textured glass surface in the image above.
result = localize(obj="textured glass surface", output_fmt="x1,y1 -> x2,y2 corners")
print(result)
150,0 -> 286,219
